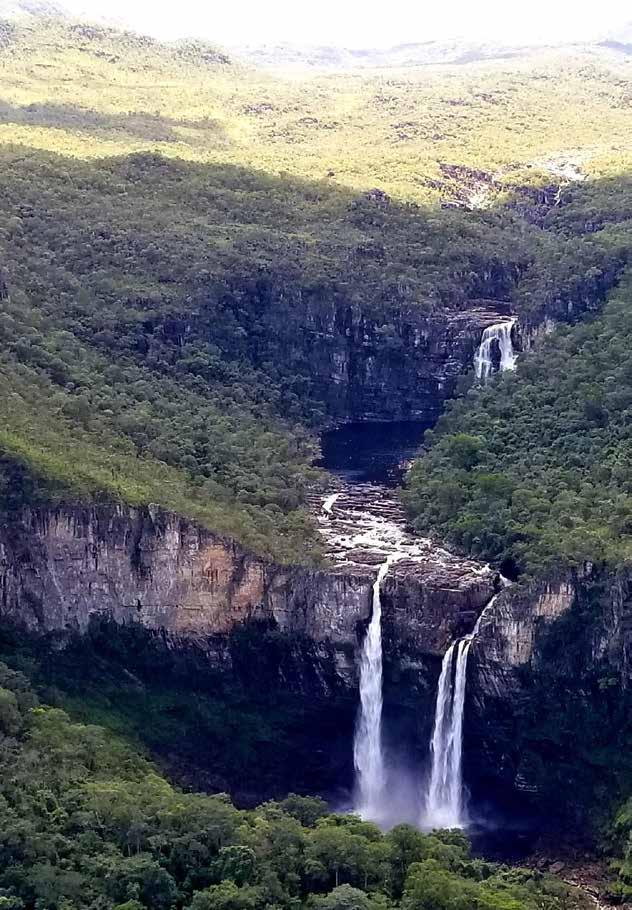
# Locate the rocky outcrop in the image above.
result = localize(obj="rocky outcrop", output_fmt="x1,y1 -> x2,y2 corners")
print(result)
297,299 -> 515,423
0,501 -> 499,800
465,568 -> 632,825
0,503 -> 496,672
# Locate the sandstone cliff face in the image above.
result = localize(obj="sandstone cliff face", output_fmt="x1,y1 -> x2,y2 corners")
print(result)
297,298 -> 515,423
465,569 -> 632,822
0,503 -> 495,681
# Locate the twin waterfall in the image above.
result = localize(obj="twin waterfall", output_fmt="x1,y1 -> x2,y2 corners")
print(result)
353,547 -> 498,829
341,328 -> 516,827
474,319 -> 517,381
425,637 -> 473,827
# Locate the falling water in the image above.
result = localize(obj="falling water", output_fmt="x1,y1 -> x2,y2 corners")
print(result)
474,319 -> 517,381
354,553 -> 401,821
322,492 -> 341,517
424,595 -> 501,829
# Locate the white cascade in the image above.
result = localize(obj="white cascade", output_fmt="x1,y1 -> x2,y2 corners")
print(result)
322,492 -> 341,518
353,553 -> 401,821
424,594 -> 500,829
474,319 -> 517,381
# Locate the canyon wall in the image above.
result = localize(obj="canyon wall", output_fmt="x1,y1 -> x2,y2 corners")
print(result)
1,506 -> 630,822
0,501 -> 498,801
0,503 -> 495,667
289,298 -> 515,422
466,568 -> 632,823
189,286 -> 518,424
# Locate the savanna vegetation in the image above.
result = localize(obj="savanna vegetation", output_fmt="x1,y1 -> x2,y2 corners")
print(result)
4,7 -> 632,896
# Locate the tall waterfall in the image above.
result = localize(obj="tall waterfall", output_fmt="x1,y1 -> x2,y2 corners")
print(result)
354,554 -> 400,821
424,596 -> 499,829
424,637 -> 474,828
474,319 -> 517,381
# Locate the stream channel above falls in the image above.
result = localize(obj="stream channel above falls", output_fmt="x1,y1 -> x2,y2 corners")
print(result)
312,420 -> 435,564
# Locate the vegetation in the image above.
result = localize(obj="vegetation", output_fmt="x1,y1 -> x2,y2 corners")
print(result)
2,18 -> 632,202
0,656 -> 585,910
0,616 -> 356,802
2,16 -> 632,558
403,275 -> 632,577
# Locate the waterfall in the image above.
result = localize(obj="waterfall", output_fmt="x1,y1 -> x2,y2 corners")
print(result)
474,319 -> 517,381
424,594 -> 501,829
424,637 -> 473,828
322,492 -> 340,517
353,553 -> 400,821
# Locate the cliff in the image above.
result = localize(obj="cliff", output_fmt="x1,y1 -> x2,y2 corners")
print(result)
0,502 -> 496,666
294,298 -> 516,422
466,568 -> 632,826
0,501 -> 499,801
1,503 -> 630,824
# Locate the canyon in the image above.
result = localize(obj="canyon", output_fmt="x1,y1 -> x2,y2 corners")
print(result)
0,305 -> 627,834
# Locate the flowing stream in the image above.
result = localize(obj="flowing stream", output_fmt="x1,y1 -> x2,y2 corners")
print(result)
314,421 -> 502,829
474,319 -> 517,381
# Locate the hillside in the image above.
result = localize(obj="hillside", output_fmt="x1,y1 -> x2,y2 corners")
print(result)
0,654 -> 588,910
404,275 -> 632,577
4,4 -> 632,894
2,15 -> 632,559
2,16 -> 632,200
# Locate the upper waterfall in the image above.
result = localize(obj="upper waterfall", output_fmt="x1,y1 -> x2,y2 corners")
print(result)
474,319 -> 517,381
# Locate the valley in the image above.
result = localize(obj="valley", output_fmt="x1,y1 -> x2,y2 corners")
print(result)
1,4 -> 632,910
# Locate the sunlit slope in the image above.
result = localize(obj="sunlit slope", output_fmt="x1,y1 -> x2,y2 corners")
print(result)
2,18 -> 632,200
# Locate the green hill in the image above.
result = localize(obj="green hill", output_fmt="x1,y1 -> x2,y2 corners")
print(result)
2,14 -> 632,560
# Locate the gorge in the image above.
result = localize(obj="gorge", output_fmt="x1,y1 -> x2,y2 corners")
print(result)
4,13 -> 632,909
0,311 -> 573,832
1,299 -> 613,844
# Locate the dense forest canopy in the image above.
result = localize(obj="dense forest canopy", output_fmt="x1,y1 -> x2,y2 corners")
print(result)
403,274 -> 632,578
0,657 -> 590,910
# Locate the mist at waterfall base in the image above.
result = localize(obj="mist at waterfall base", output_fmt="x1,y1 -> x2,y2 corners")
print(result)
318,328 -> 535,845
319,419 -> 434,828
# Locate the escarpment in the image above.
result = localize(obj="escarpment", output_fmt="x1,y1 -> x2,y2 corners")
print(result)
292,298 -> 517,422
0,503 -> 496,668
0,501 -> 497,802
464,568 -> 632,824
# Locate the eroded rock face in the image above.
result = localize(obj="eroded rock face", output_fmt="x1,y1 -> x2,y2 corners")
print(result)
294,298 -> 516,423
465,569 -> 632,824
0,500 -> 499,802
0,503 -> 495,674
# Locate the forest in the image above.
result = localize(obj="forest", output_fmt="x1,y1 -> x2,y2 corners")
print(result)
403,273 -> 632,577
3,8 -> 632,909
0,656 -> 590,910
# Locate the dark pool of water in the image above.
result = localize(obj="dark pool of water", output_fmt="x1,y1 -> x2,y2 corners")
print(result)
318,420 -> 432,486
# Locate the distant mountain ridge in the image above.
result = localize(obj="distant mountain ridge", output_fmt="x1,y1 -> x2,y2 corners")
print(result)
231,27 -> 632,70
229,39 -> 543,70
0,0 -> 66,19
2,0 -> 631,73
